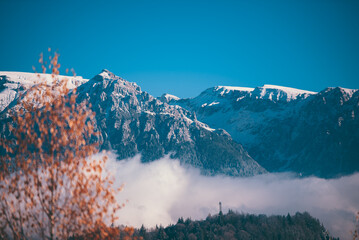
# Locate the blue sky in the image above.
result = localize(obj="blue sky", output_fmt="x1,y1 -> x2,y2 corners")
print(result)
1,0 -> 358,98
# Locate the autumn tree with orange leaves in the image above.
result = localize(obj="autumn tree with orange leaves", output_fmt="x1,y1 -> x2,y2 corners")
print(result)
0,52 -> 132,239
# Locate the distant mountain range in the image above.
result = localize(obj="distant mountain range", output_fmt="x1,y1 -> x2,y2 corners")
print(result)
165,84 -> 359,178
1,70 -> 358,178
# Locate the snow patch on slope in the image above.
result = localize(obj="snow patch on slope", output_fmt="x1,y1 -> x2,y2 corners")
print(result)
216,86 -> 255,95
253,85 -> 317,102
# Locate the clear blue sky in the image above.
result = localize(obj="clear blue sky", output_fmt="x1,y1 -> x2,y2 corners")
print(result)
1,0 -> 358,98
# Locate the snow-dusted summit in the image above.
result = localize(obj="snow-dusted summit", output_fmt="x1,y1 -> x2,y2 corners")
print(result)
159,93 -> 180,103
200,84 -> 316,104
0,71 -> 88,112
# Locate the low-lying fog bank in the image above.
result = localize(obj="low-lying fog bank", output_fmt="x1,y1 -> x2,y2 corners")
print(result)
101,153 -> 359,240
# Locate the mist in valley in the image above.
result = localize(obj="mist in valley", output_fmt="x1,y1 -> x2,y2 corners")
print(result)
99,152 -> 359,240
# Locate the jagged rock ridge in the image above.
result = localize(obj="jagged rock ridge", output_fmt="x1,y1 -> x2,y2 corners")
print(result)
74,70 -> 266,176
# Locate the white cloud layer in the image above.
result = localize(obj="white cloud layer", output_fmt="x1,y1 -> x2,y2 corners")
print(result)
103,152 -> 359,240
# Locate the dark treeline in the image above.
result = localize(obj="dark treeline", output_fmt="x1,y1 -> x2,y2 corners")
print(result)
120,211 -> 337,240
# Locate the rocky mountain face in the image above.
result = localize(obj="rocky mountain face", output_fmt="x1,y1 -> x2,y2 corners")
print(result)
0,71 -> 266,177
168,85 -> 359,178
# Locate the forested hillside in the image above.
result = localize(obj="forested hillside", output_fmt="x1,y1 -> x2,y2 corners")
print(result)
120,211 -> 336,240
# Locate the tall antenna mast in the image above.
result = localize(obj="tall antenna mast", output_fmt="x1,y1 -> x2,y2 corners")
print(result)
219,201 -> 222,214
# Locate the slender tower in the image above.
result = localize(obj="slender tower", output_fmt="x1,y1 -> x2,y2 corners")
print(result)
219,201 -> 222,214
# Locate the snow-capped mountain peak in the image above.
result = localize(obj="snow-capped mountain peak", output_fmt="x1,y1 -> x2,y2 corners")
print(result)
72,70 -> 266,176
0,71 -> 88,112
323,86 -> 357,98
95,69 -> 121,81
215,86 -> 255,95
338,87 -> 357,98
159,93 -> 180,103
217,86 -> 255,91
88,70 -> 142,97
92,69 -> 126,83
162,84 -> 318,118
251,84 -> 317,102
0,71 -> 88,88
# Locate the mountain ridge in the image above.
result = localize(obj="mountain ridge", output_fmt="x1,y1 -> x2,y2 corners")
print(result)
167,84 -> 359,178
2,70 -> 358,178
74,70 -> 266,176
0,70 -> 266,177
